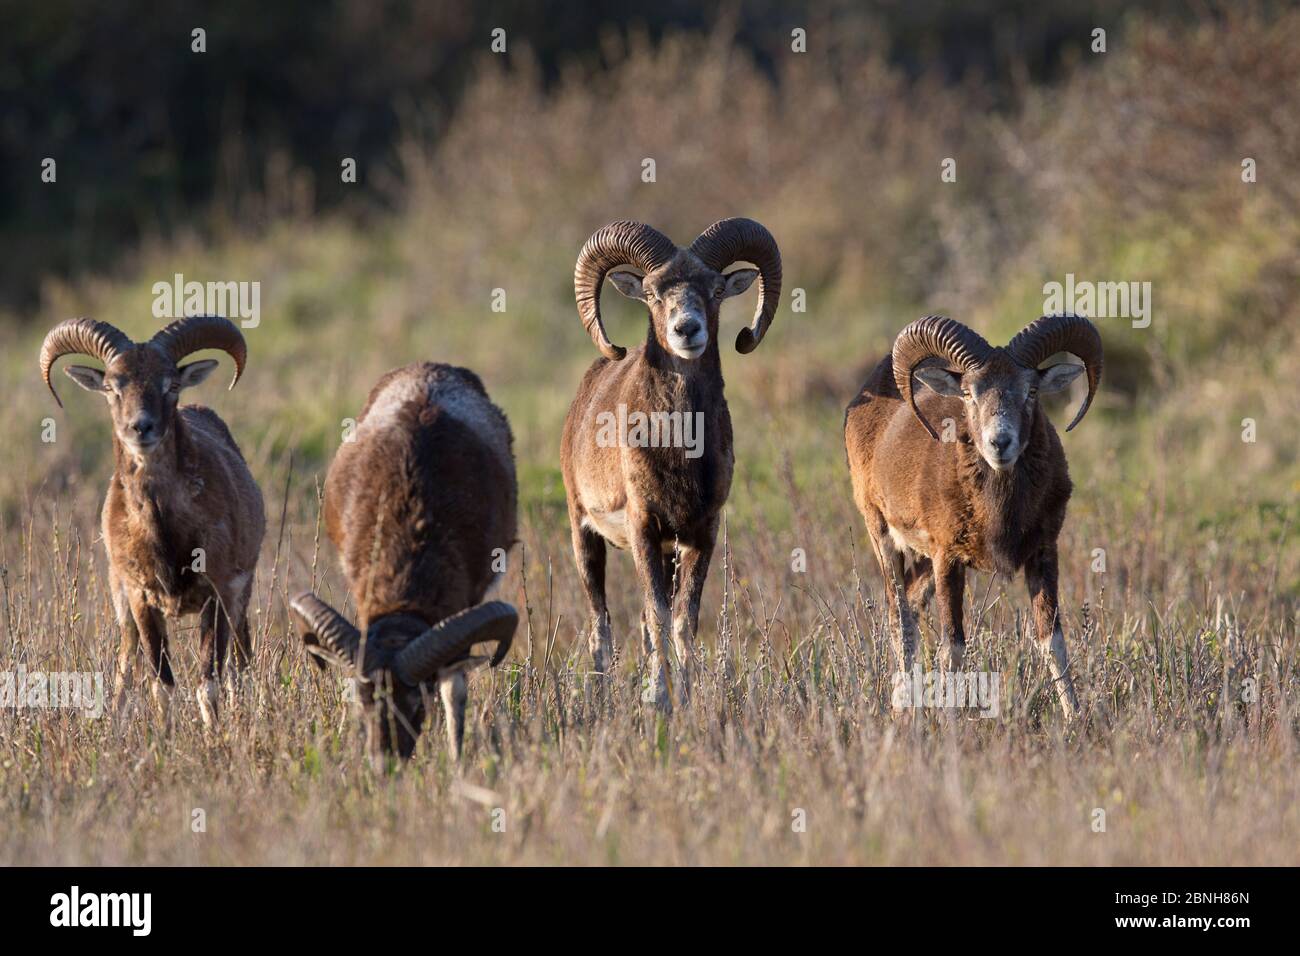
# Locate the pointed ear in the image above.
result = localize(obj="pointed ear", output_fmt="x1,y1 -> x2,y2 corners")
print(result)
177,359 -> 219,390
913,366 -> 964,397
722,268 -> 758,298
64,365 -> 106,393
607,271 -> 646,300
1038,362 -> 1084,394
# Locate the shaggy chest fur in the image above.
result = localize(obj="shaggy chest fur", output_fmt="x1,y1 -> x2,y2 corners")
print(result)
931,428 -> 1071,574
100,408 -> 261,617
568,354 -> 734,549
630,375 -> 732,533
850,366 -> 1073,576
104,465 -> 215,616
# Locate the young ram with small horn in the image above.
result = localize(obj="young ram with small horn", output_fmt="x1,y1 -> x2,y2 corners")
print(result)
40,315 -> 265,725
844,313 -> 1103,720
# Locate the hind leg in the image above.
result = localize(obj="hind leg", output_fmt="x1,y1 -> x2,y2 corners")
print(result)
904,556 -> 934,612
230,574 -> 255,673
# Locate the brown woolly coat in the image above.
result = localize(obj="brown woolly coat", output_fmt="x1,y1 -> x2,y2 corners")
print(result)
103,405 -> 264,617
844,355 -> 1072,575
561,328 -> 734,552
324,363 -> 518,627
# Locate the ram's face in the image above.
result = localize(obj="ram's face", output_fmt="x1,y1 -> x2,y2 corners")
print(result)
607,254 -> 757,361
63,345 -> 219,458
349,619 -> 431,760
958,360 -> 1041,469
915,354 -> 1085,471
361,675 -> 427,760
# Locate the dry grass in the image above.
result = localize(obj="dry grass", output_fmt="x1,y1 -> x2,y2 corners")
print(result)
1,453 -> 1295,865
1,6 -> 1297,865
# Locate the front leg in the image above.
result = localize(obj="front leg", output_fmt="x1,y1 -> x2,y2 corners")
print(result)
197,594 -> 234,727
1025,547 -> 1081,720
128,589 -> 174,718
933,553 -> 966,673
671,523 -> 717,707
110,570 -> 139,714
438,667 -> 469,762
629,505 -> 673,712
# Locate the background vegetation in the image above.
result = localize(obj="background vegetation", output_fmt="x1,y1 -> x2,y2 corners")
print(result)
0,3 -> 1295,863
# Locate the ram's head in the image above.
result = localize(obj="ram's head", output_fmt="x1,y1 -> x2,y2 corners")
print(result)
893,314 -> 1103,470
574,218 -> 782,362
289,593 -> 517,760
40,315 -> 247,459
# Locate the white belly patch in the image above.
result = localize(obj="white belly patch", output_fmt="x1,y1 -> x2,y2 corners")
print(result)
888,524 -> 932,556
581,510 -> 678,553
583,509 -> 630,549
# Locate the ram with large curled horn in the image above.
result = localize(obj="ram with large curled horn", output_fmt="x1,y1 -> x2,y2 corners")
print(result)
561,218 -> 782,711
39,315 -> 266,726
844,313 -> 1103,720
288,363 -> 519,761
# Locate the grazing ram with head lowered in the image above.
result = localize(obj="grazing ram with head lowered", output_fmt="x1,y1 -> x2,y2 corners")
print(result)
289,363 -> 519,761
40,315 -> 265,725
844,314 -> 1103,720
561,218 -> 781,710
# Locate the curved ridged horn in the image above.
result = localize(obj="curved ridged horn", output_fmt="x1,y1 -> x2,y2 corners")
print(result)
892,315 -> 994,440
574,221 -> 678,360
289,592 -> 362,667
690,218 -> 783,353
39,318 -> 134,408
393,601 -> 518,685
1006,313 -> 1104,432
149,315 -> 247,390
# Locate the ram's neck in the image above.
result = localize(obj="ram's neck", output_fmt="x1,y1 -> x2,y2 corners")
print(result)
963,427 -> 1053,572
112,418 -> 187,505
642,334 -> 725,406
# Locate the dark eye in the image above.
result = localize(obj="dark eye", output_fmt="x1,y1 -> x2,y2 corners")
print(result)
713,285 -> 724,299
169,381 -> 180,393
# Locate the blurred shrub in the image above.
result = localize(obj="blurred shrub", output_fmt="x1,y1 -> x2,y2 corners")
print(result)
1,0 -> 1181,313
